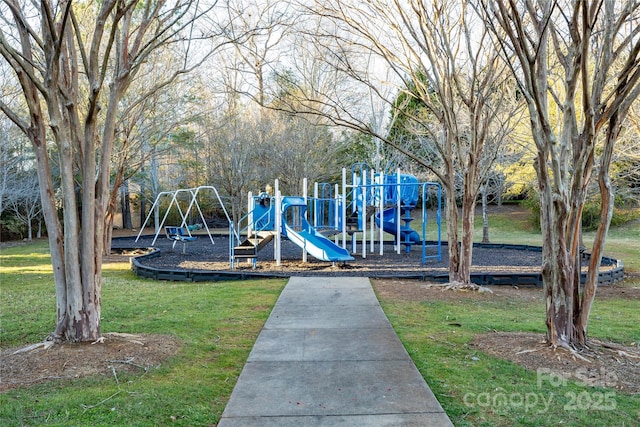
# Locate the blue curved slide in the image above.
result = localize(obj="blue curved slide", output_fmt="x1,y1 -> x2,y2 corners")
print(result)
375,208 -> 421,244
282,197 -> 354,262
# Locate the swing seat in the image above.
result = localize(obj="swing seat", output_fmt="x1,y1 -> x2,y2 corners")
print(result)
165,226 -> 197,253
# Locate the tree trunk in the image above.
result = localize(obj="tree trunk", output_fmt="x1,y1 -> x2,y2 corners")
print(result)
140,195 -> 146,231
104,212 -> 115,257
140,166 -> 147,230
121,180 -> 133,229
536,154 -> 577,349
31,127 -> 68,335
576,123 -> 617,346
105,166 -> 126,255
50,103 -> 95,342
154,204 -> 161,233
444,184 -> 462,284
1,0 -> 212,343
457,140 -> 481,285
459,191 -> 476,284
481,185 -> 490,243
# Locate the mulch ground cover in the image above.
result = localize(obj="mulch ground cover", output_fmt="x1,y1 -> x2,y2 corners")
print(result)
115,232 -> 548,278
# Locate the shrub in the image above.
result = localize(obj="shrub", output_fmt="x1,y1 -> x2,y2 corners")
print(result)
523,193 -> 640,232
520,196 -> 541,231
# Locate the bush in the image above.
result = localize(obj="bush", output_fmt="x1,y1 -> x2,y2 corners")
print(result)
581,196 -> 640,231
520,197 -> 541,230
581,200 -> 601,232
523,193 -> 640,232
610,207 -> 640,227
0,216 -> 25,241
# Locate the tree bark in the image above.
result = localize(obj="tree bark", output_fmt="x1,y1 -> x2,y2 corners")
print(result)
444,176 -> 462,283
459,192 -> 475,284
576,119 -> 618,346
140,170 -> 147,230
481,185 -> 490,243
121,181 -> 133,229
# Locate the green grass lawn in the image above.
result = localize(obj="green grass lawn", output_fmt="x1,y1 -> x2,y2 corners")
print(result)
1,243 -> 286,426
480,205 -> 640,273
1,208 -> 638,426
376,284 -> 639,427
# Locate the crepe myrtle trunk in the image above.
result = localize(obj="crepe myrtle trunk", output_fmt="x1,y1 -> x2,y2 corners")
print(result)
444,184 -> 463,284
536,154 -> 577,348
459,190 -> 476,284
442,156 -> 478,286
481,185 -> 490,243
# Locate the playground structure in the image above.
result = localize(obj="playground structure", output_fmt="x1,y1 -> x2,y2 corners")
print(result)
337,164 -> 442,262
134,165 -> 443,270
230,164 -> 442,269
231,185 -> 355,269
123,167 -> 624,286
135,185 -> 233,248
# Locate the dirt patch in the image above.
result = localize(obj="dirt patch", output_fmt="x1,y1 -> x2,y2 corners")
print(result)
471,332 -> 640,393
0,333 -> 181,392
373,277 -> 546,302
373,278 -> 640,302
372,279 -> 640,394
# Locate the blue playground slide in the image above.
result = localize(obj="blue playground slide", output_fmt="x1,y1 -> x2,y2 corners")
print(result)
375,208 -> 421,245
367,173 -> 421,248
281,197 -> 354,262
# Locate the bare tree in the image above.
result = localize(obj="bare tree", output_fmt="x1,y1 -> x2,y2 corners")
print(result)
224,0 -> 293,106
0,0 -> 222,342
288,0 -> 522,285
9,172 -> 41,240
0,119 -> 21,221
105,72 -> 202,250
479,172 -> 506,243
485,0 -> 640,348
202,103 -> 261,225
130,81 -> 201,233
616,103 -> 640,205
258,108 -> 342,195
0,118 -> 40,240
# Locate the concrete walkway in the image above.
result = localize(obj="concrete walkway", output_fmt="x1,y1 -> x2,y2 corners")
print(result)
217,276 -> 453,427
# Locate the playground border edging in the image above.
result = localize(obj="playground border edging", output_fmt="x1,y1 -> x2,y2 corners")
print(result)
121,241 -> 625,287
